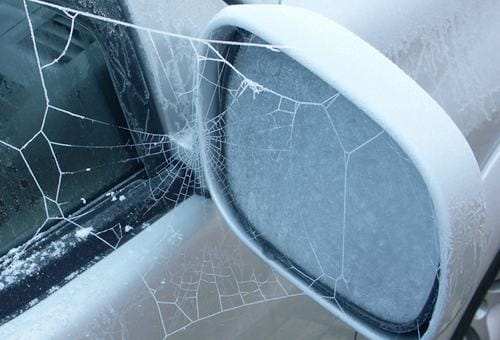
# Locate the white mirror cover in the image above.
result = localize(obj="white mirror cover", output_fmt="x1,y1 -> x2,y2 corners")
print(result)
197,5 -> 488,339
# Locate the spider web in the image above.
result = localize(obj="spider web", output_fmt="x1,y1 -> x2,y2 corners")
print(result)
0,0 -> 439,338
0,0 -> 356,339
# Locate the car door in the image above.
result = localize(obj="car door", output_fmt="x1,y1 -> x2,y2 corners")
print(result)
0,1 -> 498,339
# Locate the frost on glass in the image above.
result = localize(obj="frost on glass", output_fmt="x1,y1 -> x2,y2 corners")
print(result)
0,0 -> 439,338
199,32 -> 440,331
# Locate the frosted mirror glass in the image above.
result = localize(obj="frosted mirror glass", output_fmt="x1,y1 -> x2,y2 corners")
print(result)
199,31 -> 440,334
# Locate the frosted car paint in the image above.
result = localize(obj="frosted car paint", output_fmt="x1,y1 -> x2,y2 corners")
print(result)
0,1 -> 498,339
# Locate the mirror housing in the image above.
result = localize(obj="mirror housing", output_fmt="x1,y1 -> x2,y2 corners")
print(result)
197,5 -> 487,339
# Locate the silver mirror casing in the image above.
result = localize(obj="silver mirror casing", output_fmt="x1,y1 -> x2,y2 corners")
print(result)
197,5 -> 487,339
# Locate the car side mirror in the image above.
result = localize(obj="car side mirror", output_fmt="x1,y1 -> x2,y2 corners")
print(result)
196,5 -> 487,339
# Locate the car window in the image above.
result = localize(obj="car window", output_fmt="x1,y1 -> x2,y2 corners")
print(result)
0,2 -> 140,256
0,0 -> 194,323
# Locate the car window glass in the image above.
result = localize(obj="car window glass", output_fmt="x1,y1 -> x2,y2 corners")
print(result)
0,2 -> 140,256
